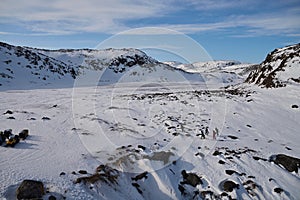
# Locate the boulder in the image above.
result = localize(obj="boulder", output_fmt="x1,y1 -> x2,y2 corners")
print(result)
16,180 -> 44,200
269,154 -> 300,173
219,180 -> 239,192
181,170 -> 202,187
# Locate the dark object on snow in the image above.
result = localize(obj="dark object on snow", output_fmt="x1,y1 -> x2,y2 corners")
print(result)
4,129 -> 12,139
253,156 -> 267,161
42,116 -> 51,120
274,187 -> 284,194
19,129 -> 29,140
137,145 -> 146,151
16,180 -> 44,200
213,150 -> 222,156
269,154 -> 300,173
132,171 -> 148,181
178,184 -> 186,196
219,180 -> 239,192
291,104 -> 298,108
27,117 -> 36,120
78,170 -> 88,174
132,183 -> 142,194
205,127 -> 209,135
218,160 -> 226,164
60,172 -> 66,176
6,135 -> 19,147
7,116 -> 15,119
48,195 -> 57,200
181,170 -> 202,187
200,131 -> 205,139
3,110 -> 13,115
0,131 -> 5,145
227,135 -> 238,140
225,170 -> 238,175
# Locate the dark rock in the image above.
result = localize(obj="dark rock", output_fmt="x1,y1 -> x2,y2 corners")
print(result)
7,116 -> 15,119
213,150 -> 222,156
19,129 -> 29,140
253,156 -> 267,161
78,170 -> 88,174
27,117 -> 36,120
132,171 -> 148,181
181,170 -> 202,187
49,195 -> 57,200
132,183 -> 142,194
291,104 -> 298,108
137,145 -> 146,151
274,187 -> 284,194
285,146 -> 292,150
60,172 -> 66,176
225,170 -> 238,175
3,129 -> 12,139
227,135 -> 238,140
219,180 -> 239,192
16,180 -> 44,200
220,192 -> 228,196
269,154 -> 300,173
3,110 -> 13,114
218,160 -> 226,164
42,117 -> 51,120
178,184 -> 186,195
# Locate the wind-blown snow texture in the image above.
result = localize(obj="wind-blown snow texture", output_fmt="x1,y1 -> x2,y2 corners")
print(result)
0,42 -> 299,200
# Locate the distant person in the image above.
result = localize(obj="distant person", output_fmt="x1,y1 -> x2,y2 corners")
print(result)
200,129 -> 205,139
205,127 -> 209,135
212,129 -> 216,140
212,127 -> 219,140
215,128 -> 219,136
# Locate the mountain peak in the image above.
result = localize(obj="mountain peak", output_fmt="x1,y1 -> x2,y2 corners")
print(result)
245,43 -> 300,88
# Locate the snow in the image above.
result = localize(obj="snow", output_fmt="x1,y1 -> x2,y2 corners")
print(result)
0,42 -> 299,200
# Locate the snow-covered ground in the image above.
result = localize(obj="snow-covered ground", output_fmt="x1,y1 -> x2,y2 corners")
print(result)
0,42 -> 299,200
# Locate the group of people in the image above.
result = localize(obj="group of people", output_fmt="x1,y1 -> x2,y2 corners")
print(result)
199,127 -> 219,140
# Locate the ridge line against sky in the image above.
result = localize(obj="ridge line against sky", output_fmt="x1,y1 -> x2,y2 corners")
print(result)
0,0 -> 300,63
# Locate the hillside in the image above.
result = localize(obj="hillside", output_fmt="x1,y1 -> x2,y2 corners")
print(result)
0,42 -> 299,200
246,43 -> 300,88
0,42 -> 204,90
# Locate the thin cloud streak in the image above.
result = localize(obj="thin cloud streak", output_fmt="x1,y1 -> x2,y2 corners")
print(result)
0,0 -> 299,37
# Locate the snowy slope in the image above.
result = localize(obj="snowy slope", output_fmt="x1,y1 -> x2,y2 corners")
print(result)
0,42 -> 204,90
0,42 -> 299,200
246,43 -> 300,88
165,60 -> 256,86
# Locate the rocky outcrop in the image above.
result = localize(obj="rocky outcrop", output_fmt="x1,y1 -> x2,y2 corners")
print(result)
246,43 -> 300,88
269,154 -> 300,173
16,180 -> 44,200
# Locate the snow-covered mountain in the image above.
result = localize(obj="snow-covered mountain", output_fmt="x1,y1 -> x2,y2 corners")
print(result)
0,42 -> 204,90
1,42 -> 299,200
246,43 -> 300,88
165,60 -> 256,85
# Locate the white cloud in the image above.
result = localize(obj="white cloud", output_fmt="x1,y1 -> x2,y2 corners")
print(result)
162,12 -> 300,36
0,0 -> 299,37
0,0 -> 171,34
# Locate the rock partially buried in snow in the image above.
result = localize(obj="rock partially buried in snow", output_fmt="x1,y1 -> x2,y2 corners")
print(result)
269,154 -> 300,173
16,180 -> 44,200
181,170 -> 203,187
219,180 -> 239,192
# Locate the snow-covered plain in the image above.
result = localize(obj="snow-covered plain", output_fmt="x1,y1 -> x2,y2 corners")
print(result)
0,42 -> 299,200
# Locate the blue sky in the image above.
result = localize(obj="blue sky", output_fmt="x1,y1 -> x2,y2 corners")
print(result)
0,0 -> 300,63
